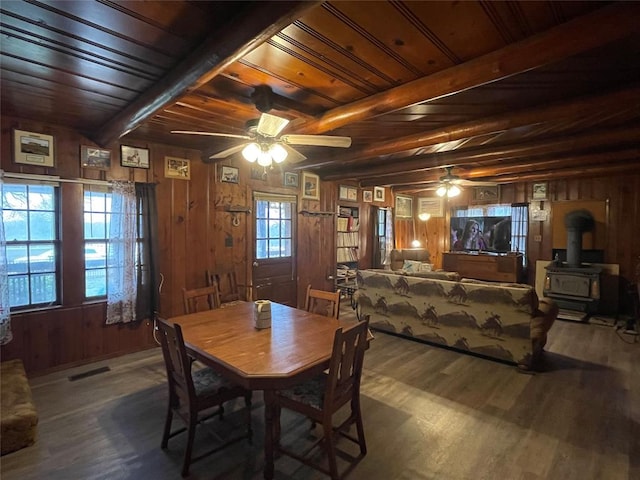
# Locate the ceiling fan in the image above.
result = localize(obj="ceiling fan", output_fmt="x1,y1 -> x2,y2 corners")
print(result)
434,166 -> 498,198
171,85 -> 352,166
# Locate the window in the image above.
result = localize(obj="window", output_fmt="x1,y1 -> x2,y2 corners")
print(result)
3,182 -> 59,309
83,186 -> 110,298
255,200 -> 292,259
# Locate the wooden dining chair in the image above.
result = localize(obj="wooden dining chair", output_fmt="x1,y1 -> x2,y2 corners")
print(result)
206,269 -> 243,305
156,317 -> 252,477
182,284 -> 221,314
273,316 -> 370,480
305,284 -> 341,319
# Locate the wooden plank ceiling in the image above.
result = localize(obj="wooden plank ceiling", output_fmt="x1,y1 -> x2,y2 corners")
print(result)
1,1 -> 639,192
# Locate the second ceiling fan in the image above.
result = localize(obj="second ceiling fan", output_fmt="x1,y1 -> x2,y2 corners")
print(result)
434,167 -> 498,197
171,85 -> 351,166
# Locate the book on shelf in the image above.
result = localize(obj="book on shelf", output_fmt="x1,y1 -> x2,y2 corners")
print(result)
337,247 -> 358,263
337,231 -> 358,247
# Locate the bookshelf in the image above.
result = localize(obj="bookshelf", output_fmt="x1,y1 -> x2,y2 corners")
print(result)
336,205 -> 359,297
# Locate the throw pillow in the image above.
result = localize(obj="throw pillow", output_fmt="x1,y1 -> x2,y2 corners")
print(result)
417,262 -> 433,272
402,259 -> 423,273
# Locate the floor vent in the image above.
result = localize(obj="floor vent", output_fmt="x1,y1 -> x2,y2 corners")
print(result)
68,366 -> 111,382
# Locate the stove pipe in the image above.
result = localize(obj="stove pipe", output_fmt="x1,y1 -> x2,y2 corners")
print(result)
564,209 -> 595,268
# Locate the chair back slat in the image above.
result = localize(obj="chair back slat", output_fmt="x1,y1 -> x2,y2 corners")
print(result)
206,270 -> 242,303
182,285 -> 221,314
156,317 -> 197,409
305,284 -> 341,319
325,316 -> 369,409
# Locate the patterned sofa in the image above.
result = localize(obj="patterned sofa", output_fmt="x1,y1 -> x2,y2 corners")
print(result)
354,269 -> 558,370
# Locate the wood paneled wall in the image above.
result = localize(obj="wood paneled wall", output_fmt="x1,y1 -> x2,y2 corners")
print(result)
2,116 -> 639,374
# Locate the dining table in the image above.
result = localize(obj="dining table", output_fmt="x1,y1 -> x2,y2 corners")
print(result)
170,300 -> 358,479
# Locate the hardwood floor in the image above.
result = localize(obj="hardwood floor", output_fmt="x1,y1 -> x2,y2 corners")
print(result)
1,313 -> 638,480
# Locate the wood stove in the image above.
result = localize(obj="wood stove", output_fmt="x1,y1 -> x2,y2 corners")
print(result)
544,209 -> 602,317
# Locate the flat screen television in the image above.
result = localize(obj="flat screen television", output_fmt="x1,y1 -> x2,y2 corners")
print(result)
450,216 -> 512,253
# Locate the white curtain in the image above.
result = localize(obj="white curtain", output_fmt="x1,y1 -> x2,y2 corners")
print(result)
106,181 -> 137,324
383,208 -> 394,266
0,170 -> 12,344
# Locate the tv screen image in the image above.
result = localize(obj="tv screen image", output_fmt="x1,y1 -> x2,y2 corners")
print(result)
450,216 -> 512,252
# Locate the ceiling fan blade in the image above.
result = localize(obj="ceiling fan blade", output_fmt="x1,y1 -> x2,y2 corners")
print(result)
457,179 -> 498,186
281,144 -> 307,163
171,130 -> 251,140
257,113 -> 290,137
281,134 -> 352,148
209,143 -> 247,159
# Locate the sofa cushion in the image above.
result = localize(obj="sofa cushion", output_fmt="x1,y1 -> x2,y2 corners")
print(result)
390,249 -> 430,271
401,259 -> 432,274
1,359 -> 38,455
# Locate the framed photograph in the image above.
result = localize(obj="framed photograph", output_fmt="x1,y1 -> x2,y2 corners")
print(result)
418,197 -> 444,217
302,172 -> 320,200
164,156 -> 190,180
373,186 -> 385,202
471,185 -> 500,204
395,195 -> 413,218
339,185 -> 357,202
121,145 -> 150,169
80,145 -> 111,170
363,190 -> 373,202
283,171 -> 299,188
251,167 -> 266,181
13,129 -> 55,167
532,182 -> 548,200
220,165 -> 239,184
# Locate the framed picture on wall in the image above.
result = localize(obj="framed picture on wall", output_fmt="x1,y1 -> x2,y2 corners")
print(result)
395,195 -> 413,218
417,197 -> 444,217
80,145 -> 111,170
373,186 -> 385,202
339,185 -> 357,201
283,172 -> 299,188
164,156 -> 190,180
302,172 -> 320,200
363,190 -> 373,202
532,182 -> 548,200
13,129 -> 55,167
471,185 -> 500,204
121,145 -> 150,169
220,165 -> 239,183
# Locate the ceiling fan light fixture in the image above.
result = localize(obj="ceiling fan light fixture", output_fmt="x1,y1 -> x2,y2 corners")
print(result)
257,149 -> 272,167
436,184 -> 462,198
269,143 -> 288,163
242,142 -> 260,162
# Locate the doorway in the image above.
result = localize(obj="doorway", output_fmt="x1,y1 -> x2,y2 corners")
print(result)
252,192 -> 297,306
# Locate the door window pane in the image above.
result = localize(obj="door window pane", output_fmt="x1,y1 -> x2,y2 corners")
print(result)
255,199 -> 293,259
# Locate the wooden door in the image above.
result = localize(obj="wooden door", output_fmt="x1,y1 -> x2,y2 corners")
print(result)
252,193 -> 297,306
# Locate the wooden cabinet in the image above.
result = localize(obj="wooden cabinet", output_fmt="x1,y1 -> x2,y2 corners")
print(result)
336,205 -> 359,296
443,252 -> 524,283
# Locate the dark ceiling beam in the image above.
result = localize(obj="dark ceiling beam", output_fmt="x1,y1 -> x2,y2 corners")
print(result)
470,161 -> 640,184
294,2 -> 640,135
335,125 -> 640,184
92,1 -> 320,146
307,86 -> 640,170
382,148 -> 639,189
393,160 -> 640,194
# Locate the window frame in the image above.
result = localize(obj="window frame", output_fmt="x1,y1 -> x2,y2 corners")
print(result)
3,181 -> 61,311
83,186 -> 111,300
